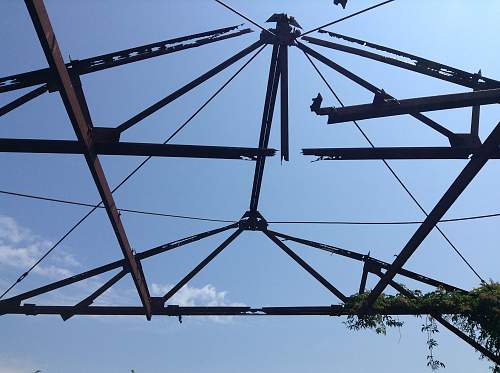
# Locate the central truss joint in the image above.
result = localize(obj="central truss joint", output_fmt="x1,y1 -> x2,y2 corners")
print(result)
239,210 -> 268,231
260,13 -> 302,46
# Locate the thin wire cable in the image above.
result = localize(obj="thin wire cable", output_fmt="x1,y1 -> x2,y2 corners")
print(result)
300,0 -> 395,37
0,45 -> 266,300
302,51 -> 487,284
214,0 -> 275,36
0,190 -> 236,224
3,188 -> 500,226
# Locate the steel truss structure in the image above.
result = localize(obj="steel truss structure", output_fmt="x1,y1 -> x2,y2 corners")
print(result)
0,0 -> 498,365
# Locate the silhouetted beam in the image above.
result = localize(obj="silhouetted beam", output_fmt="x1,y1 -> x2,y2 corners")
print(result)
265,231 -> 348,302
302,146 -> 500,160
0,85 -> 47,117
162,229 -> 242,302
60,269 -> 127,321
0,25 -> 252,93
269,230 -> 464,293
304,34 -> 500,90
25,0 -> 153,319
0,223 -> 237,305
321,88 -> 500,124
117,39 -> 265,133
249,44 -> 281,211
362,121 -> 500,312
296,42 -> 456,140
280,45 -> 289,161
0,304 -> 478,317
0,139 -> 276,159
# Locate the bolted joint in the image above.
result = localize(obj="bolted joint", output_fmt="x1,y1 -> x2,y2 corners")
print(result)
92,127 -> 121,143
151,296 -> 165,312
238,210 -> 268,231
449,133 -> 481,148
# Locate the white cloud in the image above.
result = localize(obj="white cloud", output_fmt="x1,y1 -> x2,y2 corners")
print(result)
151,283 -> 228,306
0,215 -> 79,279
151,283 -> 245,322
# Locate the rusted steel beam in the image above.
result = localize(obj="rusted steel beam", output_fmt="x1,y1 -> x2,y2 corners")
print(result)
249,44 -> 281,212
0,85 -> 47,117
0,138 -> 276,159
302,146 -> 500,160
304,33 -> 500,90
269,230 -> 464,293
362,121 -> 500,312
25,0 -> 153,318
265,231 -> 348,302
0,25 -> 252,93
117,39 -> 265,133
317,88 -> 500,124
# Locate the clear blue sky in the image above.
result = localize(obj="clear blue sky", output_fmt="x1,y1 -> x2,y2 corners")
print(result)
1,1 -> 499,372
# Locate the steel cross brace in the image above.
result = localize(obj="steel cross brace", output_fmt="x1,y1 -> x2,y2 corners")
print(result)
249,13 -> 299,212
0,217 -> 470,320
0,223 -> 238,311
362,121 -> 500,311
0,24 -> 252,94
303,32 -> 500,90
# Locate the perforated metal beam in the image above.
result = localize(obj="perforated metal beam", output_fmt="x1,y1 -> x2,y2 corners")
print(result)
302,146 -> 500,160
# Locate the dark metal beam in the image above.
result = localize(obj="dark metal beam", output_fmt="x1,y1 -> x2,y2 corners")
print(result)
297,42 -> 456,140
0,85 -> 47,117
0,25 -> 252,93
280,44 -> 289,161
302,146 -> 500,160
0,304 -> 480,317
265,231 -> 348,302
0,138 -> 276,160
304,33 -> 500,90
60,269 -> 127,321
117,40 -> 265,133
358,261 -> 369,293
318,88 -> 500,124
24,0 -> 154,317
162,229 -> 242,302
362,121 -> 500,311
249,44 -> 281,212
0,223 -> 237,304
269,230 -> 464,293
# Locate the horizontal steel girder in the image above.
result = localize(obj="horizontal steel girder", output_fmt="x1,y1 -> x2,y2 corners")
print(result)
319,88 -> 500,124
0,139 -> 276,160
0,304 -> 476,317
302,146 -> 500,160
